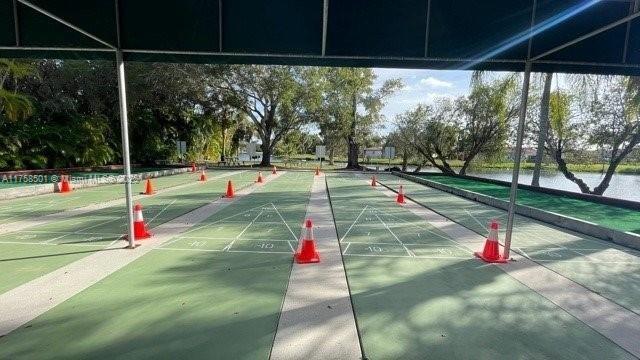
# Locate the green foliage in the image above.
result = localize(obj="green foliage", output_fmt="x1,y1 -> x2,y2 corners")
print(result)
314,67 -> 401,167
0,60 -> 36,122
274,129 -> 321,158
548,91 -> 571,140
393,72 -> 519,175
0,89 -> 34,121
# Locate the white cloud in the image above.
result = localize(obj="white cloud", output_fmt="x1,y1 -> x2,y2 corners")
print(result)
419,76 -> 453,88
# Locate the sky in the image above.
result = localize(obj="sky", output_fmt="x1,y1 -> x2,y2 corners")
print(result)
373,68 -> 472,134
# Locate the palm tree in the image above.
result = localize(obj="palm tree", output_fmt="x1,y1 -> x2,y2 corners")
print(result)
0,59 -> 36,122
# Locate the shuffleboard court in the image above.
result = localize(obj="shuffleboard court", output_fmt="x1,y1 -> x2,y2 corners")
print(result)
327,172 -> 635,359
0,170 -> 256,295
0,170 -> 221,224
380,173 -> 640,315
0,171 -> 314,359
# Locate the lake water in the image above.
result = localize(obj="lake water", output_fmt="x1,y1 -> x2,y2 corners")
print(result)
368,165 -> 640,202
465,169 -> 640,202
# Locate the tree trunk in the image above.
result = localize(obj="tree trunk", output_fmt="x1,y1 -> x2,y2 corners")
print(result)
401,151 -> 408,172
221,127 -> 227,162
329,146 -> 335,165
346,134 -> 359,169
346,93 -> 360,169
532,72 -> 553,187
592,144 -> 636,195
551,143 -> 592,194
459,149 -> 481,176
593,162 -> 618,195
260,141 -> 272,166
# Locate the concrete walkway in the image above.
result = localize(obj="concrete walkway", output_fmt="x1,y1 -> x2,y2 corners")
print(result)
0,171 -> 276,336
0,170 -> 246,235
271,174 -> 362,360
372,176 -> 640,358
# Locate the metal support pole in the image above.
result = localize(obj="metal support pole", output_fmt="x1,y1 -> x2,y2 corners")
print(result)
116,50 -> 136,248
504,61 -> 531,260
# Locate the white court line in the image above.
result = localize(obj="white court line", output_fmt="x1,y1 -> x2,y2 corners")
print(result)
271,203 -> 298,240
176,236 -> 293,242
516,247 -> 532,260
367,205 -> 455,242
409,177 -> 640,264
222,209 -> 264,251
342,242 -> 352,255
465,208 -> 488,229
0,240 -> 106,248
177,202 -> 273,238
287,241 -> 296,252
339,205 -> 368,241
516,227 -> 603,263
384,218 -> 453,242
462,204 -> 604,263
41,216 -> 124,244
343,252 -> 469,260
0,198 -> 74,223
229,249 -> 292,255
374,213 -> 414,257
22,230 -> 122,236
529,258 -> 640,265
239,221 -> 292,225
343,241 -> 467,247
361,178 -> 474,253
153,247 -> 290,255
146,199 -> 177,225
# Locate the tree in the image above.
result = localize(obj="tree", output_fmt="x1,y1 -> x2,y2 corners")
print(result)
319,68 -> 401,169
386,129 -> 418,171
214,65 -> 319,166
456,72 -> 519,175
531,72 -> 553,187
394,73 -> 518,176
0,60 -> 35,122
394,101 -> 459,174
548,75 -> 640,195
0,59 -> 37,169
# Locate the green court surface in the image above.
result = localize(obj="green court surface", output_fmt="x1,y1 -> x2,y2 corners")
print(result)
0,170 -> 256,294
0,171 -> 313,360
327,173 -> 635,360
380,174 -> 640,315
417,174 -> 640,234
0,170 -> 228,225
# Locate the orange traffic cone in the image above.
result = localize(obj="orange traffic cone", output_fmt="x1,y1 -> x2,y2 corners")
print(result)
199,170 -> 207,182
257,171 -> 264,183
315,166 -> 320,176
475,220 -> 507,263
396,185 -> 406,204
60,175 -> 72,193
371,175 -> 377,187
295,219 -> 320,264
225,180 -> 235,198
142,179 -> 155,195
191,162 -> 196,172
129,203 -> 152,240
272,166 -> 277,175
